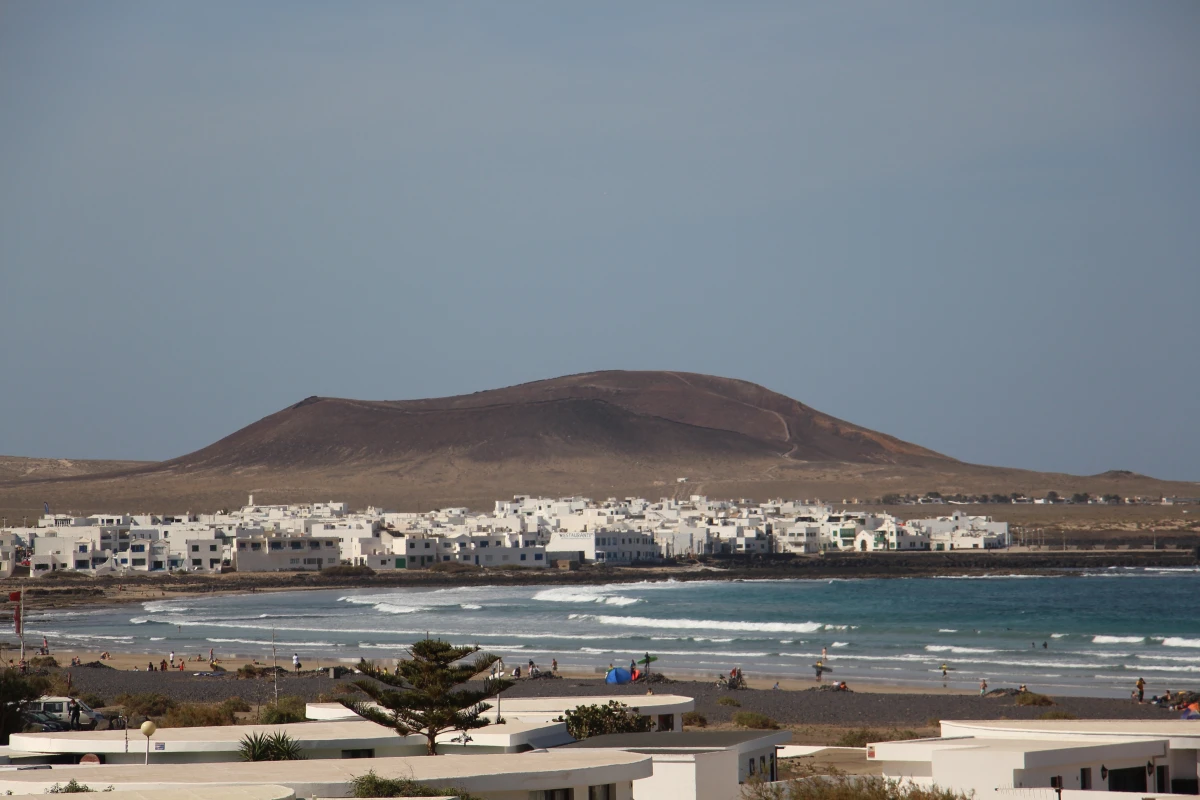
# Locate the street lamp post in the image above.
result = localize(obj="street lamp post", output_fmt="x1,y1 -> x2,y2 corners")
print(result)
140,720 -> 157,765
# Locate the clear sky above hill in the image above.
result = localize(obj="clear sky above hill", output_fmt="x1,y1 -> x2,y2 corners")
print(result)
1,2 -> 1197,480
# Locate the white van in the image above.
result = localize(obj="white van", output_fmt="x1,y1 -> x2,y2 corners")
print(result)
30,696 -> 99,730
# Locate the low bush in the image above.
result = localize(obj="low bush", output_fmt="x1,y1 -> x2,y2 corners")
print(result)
29,655 -> 59,669
350,770 -> 484,799
561,701 -> 654,739
114,693 -> 177,718
158,697 -> 250,728
742,772 -> 972,800
682,711 -> 707,728
717,696 -> 741,707
1038,710 -> 1078,720
833,729 -> 921,747
732,711 -> 779,730
237,664 -> 286,679
259,695 -> 307,724
45,778 -> 106,793
79,693 -> 107,710
1014,692 -> 1055,707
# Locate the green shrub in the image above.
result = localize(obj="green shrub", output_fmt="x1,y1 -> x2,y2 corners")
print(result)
350,770 -> 484,799
717,696 -> 741,707
1014,692 -> 1055,707
238,731 -> 306,761
29,655 -> 59,669
833,728 -> 921,747
222,697 -> 252,713
45,778 -> 110,793
732,711 -> 779,730
561,700 -> 654,739
114,692 -> 177,718
80,693 -> 107,710
682,711 -> 707,728
742,772 -> 972,800
259,695 -> 307,724
1037,710 -> 1078,720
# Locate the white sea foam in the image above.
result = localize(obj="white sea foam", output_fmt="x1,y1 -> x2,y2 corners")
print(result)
1051,633 -> 1067,639
575,614 -> 825,634
579,646 -> 770,658
831,642 -> 849,647
925,645 -> 999,654
460,604 -> 483,610
373,603 -> 426,614
694,637 -> 734,643
149,637 -> 165,641
206,637 -> 334,647
938,629 -> 957,633
1126,664 -> 1200,673
532,587 -> 642,606
1161,637 -> 1200,648
1092,635 -> 1144,644
130,618 -> 148,625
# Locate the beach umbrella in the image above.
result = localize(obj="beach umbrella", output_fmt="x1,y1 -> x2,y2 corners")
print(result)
605,667 -> 632,685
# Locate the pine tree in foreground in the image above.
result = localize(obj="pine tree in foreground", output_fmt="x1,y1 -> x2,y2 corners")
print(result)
341,639 -> 512,755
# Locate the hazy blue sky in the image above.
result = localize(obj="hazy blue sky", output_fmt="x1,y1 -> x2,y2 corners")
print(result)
2,2 -> 1197,480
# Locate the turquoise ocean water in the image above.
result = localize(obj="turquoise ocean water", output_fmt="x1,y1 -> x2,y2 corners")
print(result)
26,568 -> 1200,697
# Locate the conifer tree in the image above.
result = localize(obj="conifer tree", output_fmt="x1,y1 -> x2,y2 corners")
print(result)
342,639 -> 511,755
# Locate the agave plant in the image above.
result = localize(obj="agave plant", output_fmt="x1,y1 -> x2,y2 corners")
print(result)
238,731 -> 305,761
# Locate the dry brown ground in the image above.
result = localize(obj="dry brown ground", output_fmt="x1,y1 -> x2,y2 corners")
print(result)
1,455 -> 1195,539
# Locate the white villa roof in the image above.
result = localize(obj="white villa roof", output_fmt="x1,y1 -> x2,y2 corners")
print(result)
8,720 -> 390,755
940,719 -> 1200,747
2,789 -> 293,800
0,751 -> 653,796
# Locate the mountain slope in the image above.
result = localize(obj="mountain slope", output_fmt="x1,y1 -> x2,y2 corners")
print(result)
159,370 -> 950,472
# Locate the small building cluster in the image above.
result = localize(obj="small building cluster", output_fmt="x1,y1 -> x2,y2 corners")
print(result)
0,494 -> 1010,578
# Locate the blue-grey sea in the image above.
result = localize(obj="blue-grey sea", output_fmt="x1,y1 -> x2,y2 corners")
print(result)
27,568 -> 1200,697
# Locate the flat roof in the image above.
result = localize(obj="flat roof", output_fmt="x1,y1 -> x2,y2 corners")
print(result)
564,731 -> 791,751
943,719 -> 1200,736
2,787 -> 293,800
10,718 -> 568,755
0,751 -> 654,795
8,720 -> 392,754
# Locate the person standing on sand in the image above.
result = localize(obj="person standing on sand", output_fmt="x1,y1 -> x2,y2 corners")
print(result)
822,646 -> 827,660
209,647 -> 214,664
551,658 -> 557,674
169,651 -> 175,668
1136,677 -> 1145,703
293,653 -> 301,674
979,679 -> 988,696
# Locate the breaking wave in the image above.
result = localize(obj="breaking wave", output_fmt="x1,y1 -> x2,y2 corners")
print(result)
1092,635 -> 1144,644
1161,637 -> 1200,648
572,614 -> 825,634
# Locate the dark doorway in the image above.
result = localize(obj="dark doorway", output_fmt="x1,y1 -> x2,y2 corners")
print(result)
1107,766 -> 1147,793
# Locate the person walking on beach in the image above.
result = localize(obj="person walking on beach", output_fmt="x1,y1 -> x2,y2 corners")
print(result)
822,646 -> 828,660
292,653 -> 301,675
551,658 -> 557,674
209,647 -> 214,664
169,650 -> 175,668
1136,677 -> 1145,703
979,679 -> 988,696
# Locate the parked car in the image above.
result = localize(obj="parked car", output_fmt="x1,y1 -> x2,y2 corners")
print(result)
28,696 -> 99,730
21,708 -> 69,733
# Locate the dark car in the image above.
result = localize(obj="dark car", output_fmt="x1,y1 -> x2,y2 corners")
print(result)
21,708 -> 69,732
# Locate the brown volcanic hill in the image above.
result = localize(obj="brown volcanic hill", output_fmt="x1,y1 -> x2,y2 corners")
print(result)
158,370 -> 951,472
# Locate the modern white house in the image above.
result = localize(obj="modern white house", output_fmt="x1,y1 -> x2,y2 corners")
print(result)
870,718 -> 1200,796
232,533 -> 341,572
563,729 -> 792,799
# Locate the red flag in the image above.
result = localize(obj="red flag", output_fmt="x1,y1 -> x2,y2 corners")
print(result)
7,591 -> 20,602
13,608 -> 20,635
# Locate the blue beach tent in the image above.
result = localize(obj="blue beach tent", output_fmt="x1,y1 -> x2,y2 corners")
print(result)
605,667 -> 632,685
